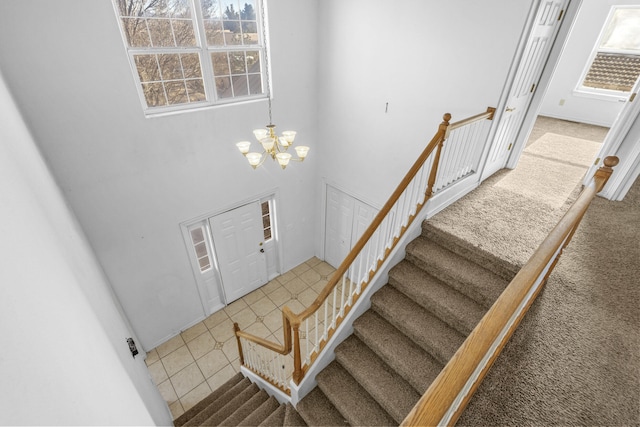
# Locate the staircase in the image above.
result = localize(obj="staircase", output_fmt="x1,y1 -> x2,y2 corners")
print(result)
174,222 -> 518,426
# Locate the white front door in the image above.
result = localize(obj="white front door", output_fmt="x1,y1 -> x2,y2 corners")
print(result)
483,0 -> 569,178
210,201 -> 268,304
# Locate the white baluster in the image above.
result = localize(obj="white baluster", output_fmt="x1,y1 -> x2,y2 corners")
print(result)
332,285 -> 337,328
340,274 -> 346,316
305,317 -> 309,365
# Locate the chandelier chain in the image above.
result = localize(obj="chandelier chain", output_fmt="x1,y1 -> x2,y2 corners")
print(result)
260,0 -> 272,126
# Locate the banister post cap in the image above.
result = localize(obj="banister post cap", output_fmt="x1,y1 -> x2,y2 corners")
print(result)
603,156 -> 619,168
442,113 -> 452,124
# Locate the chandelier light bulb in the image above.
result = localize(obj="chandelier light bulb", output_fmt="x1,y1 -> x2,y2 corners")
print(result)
246,152 -> 262,168
276,152 -> 292,169
236,141 -> 251,155
295,145 -> 310,160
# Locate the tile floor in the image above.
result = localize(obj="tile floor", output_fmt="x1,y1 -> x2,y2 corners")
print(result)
144,257 -> 336,419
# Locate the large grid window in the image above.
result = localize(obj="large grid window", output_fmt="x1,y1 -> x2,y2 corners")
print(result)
113,0 -> 265,115
578,7 -> 640,95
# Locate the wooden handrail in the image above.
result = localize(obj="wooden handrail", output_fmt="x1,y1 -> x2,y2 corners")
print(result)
233,108 -> 497,389
401,156 -> 620,427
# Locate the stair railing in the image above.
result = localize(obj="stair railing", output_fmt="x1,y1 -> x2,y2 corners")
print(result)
235,107 -> 496,392
401,156 -> 620,426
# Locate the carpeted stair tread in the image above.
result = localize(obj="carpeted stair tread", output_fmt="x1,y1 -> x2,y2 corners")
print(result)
422,224 -> 519,281
296,386 -> 348,426
406,235 -> 509,308
182,377 -> 252,427
371,285 -> 464,365
389,260 -> 486,335
258,403 -> 286,427
353,310 -> 443,393
174,373 -> 244,426
219,388 -> 269,426
200,383 -> 260,426
316,361 -> 395,426
283,403 -> 307,426
335,335 -> 421,424
240,396 -> 281,426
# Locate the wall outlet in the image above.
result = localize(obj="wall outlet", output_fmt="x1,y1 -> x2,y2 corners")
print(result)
559,99 -> 565,106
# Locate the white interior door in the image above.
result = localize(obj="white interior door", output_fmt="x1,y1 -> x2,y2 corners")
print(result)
210,201 -> 268,304
324,186 -> 378,269
484,0 -> 569,178
324,186 -> 354,268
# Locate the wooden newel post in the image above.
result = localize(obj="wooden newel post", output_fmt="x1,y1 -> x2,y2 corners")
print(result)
233,322 -> 245,366
594,156 -> 620,191
425,113 -> 451,199
292,323 -> 303,384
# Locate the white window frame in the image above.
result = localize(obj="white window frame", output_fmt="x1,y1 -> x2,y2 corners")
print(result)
574,5 -> 640,102
111,0 -> 268,117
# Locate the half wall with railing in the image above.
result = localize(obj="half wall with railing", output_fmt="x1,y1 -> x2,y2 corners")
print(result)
234,107 -> 496,395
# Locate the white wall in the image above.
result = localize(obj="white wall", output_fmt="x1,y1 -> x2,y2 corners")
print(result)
314,0 -> 534,251
0,0 -> 319,350
539,0 -> 640,127
0,70 -> 171,425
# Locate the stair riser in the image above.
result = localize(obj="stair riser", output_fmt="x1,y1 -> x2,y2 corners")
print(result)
422,226 -> 518,282
370,297 -> 457,366
405,251 -> 495,309
388,274 -> 476,336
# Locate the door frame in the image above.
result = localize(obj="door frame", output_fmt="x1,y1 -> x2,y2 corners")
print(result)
180,189 -> 283,315
479,0 -> 583,180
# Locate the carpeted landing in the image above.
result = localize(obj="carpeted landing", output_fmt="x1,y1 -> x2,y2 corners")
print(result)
174,223 -> 519,426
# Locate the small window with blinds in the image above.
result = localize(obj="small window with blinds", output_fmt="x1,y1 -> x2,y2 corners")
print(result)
189,225 -> 212,272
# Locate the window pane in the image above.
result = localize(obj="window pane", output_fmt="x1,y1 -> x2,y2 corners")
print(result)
142,82 -> 167,106
201,0 -> 222,19
159,53 -> 183,79
248,74 -> 262,95
212,52 -> 230,76
232,75 -> 248,96
216,76 -> 233,98
147,18 -> 175,47
186,79 -> 206,101
194,242 -> 208,258
190,227 -> 204,243
164,81 -> 189,104
134,54 -> 161,82
121,18 -> 152,47
181,53 -> 202,78
198,257 -> 211,271
601,9 -> 640,51
261,201 -> 269,215
262,214 -> 270,229
264,227 -> 271,241
246,50 -> 260,72
241,21 -> 258,45
204,19 -> 224,45
172,19 -> 197,46
230,51 -> 246,74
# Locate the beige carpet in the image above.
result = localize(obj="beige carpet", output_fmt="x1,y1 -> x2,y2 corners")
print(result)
427,130 -> 639,425
494,133 -> 601,209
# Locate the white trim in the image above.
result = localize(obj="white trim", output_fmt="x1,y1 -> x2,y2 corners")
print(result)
240,366 -> 291,405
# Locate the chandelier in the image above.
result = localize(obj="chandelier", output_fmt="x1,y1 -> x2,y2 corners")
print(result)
235,2 -> 309,170
236,124 -> 309,170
